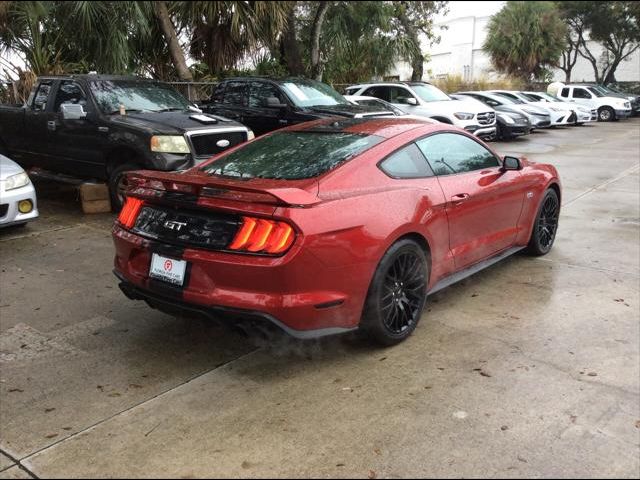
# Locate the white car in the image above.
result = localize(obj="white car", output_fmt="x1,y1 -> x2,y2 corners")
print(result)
344,95 -> 437,123
521,91 -> 597,124
490,90 -> 575,126
345,82 -> 497,140
0,154 -> 39,228
548,82 -> 632,122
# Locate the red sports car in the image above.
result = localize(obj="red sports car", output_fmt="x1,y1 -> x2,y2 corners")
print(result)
113,117 -> 561,345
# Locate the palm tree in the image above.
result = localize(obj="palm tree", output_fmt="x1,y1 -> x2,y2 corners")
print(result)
176,1 -> 289,75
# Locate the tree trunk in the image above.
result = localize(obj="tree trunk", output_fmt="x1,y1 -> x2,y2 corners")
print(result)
281,1 -> 305,76
154,1 -> 193,81
310,1 -> 330,81
411,52 -> 424,81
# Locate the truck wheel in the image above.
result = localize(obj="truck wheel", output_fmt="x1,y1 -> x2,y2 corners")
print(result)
598,106 -> 615,122
108,163 -> 142,212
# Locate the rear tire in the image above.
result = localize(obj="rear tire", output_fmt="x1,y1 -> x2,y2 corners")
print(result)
598,106 -> 615,122
108,163 -> 142,212
360,239 -> 429,346
526,189 -> 560,256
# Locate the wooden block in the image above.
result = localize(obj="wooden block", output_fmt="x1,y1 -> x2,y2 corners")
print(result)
81,199 -> 112,214
79,183 -> 109,202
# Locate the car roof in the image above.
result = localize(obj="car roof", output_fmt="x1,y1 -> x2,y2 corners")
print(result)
36,74 -> 158,82
218,76 -> 324,86
348,81 -> 434,88
291,117 -> 438,139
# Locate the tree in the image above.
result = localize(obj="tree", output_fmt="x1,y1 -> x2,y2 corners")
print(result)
177,1 -> 289,76
388,1 -> 448,81
585,1 -> 639,83
309,1 -> 330,80
555,1 -> 589,83
153,1 -> 192,80
484,1 -> 566,83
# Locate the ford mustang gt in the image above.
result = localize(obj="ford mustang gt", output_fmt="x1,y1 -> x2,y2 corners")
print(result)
112,117 -> 561,346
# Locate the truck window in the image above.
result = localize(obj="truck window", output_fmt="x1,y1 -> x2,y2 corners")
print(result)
32,82 -> 53,111
54,81 -> 88,111
573,88 -> 592,99
249,82 -> 286,108
222,81 -> 248,106
561,87 -> 571,97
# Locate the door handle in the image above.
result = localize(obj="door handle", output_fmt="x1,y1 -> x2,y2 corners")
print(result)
47,121 -> 56,131
451,193 -> 470,204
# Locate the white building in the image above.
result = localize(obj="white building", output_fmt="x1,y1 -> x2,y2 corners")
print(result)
391,1 -> 640,83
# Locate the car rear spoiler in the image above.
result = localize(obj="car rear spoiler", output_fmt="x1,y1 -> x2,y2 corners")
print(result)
125,170 -> 321,207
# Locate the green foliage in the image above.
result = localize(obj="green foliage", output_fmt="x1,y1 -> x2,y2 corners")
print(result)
484,1 -> 566,82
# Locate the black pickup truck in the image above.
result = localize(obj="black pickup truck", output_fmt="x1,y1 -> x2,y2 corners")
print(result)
0,75 -> 252,208
201,77 -> 392,136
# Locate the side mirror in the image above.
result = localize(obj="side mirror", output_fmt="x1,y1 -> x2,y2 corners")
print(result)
265,97 -> 287,108
61,103 -> 87,120
502,156 -> 521,171
400,97 -> 418,106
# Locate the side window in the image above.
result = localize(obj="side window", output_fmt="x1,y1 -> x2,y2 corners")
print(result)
212,83 -> 225,103
248,82 -> 286,107
480,96 -> 500,107
416,133 -> 500,175
379,143 -> 434,178
32,82 -> 52,111
222,81 -> 247,106
573,88 -> 592,99
389,87 -> 416,104
54,81 -> 88,111
363,86 -> 390,102
561,87 -> 571,97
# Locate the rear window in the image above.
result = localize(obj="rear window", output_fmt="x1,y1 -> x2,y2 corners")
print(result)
201,131 -> 383,180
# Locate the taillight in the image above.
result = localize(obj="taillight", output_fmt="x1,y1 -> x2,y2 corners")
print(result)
228,216 -> 296,255
118,197 -> 144,228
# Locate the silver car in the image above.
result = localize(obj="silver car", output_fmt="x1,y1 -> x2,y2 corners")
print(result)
0,154 -> 39,227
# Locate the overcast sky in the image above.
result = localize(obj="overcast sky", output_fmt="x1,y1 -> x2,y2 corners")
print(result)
436,1 -> 505,22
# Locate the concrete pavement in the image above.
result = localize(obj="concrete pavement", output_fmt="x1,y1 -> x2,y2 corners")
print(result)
1,119 -> 638,478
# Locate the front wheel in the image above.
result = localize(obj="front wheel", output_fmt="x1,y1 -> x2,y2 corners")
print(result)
526,189 -> 560,256
108,163 -> 142,211
598,106 -> 615,122
360,239 -> 429,346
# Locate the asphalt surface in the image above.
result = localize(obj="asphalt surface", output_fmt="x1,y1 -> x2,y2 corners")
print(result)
1,119 -> 639,478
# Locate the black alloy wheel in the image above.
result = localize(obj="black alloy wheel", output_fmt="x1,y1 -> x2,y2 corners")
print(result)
527,189 -> 560,256
108,163 -> 141,212
361,239 -> 428,346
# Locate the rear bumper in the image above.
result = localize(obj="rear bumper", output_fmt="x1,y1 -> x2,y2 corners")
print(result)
116,272 -> 356,339
112,224 -> 372,337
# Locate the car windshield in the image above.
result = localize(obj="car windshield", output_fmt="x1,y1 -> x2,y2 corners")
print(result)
201,131 -> 383,180
494,93 -> 525,104
521,93 -> 541,102
410,84 -> 451,102
281,80 -> 349,107
90,80 -> 192,114
537,92 -> 560,102
586,87 -> 605,97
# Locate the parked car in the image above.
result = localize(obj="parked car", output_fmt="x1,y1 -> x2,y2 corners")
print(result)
455,91 -> 551,130
594,84 -> 640,116
520,91 -> 597,124
200,77 -> 392,137
548,82 -> 632,121
490,90 -> 575,126
0,154 -> 38,228
0,74 -> 253,209
113,117 -> 561,346
345,82 -> 497,140
450,94 -> 531,140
